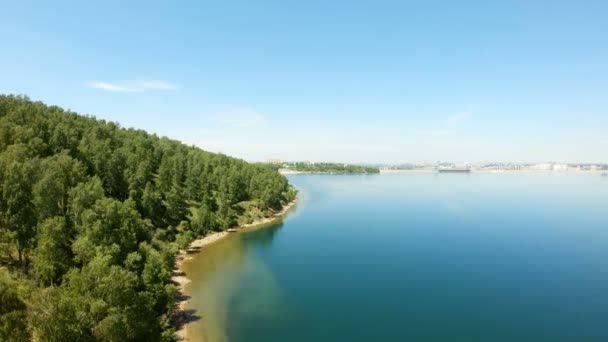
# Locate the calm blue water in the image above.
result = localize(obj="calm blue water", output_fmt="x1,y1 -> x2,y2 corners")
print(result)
186,173 -> 608,342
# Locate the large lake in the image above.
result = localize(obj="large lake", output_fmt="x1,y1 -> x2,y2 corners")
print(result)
181,173 -> 608,341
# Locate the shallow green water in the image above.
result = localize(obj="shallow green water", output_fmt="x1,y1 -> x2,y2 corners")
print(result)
182,173 -> 608,341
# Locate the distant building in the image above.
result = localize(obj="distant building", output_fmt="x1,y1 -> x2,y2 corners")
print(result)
266,159 -> 283,165
531,163 -> 552,170
553,164 -> 568,171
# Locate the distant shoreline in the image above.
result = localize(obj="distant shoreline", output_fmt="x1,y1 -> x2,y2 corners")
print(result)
282,168 -> 607,175
173,198 -> 298,341
279,169 -> 378,175
379,169 -> 607,174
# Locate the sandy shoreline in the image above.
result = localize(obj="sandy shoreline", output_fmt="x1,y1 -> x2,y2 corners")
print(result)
173,199 -> 298,340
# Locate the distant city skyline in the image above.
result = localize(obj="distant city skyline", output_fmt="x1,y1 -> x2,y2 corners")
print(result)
1,1 -> 607,163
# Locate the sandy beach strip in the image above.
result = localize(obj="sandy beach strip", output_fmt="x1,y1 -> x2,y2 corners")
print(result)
173,198 -> 297,340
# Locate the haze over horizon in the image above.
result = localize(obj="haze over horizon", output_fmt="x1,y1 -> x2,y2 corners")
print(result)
1,1 -> 607,164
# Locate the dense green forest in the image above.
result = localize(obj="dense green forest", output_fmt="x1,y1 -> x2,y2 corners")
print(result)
0,95 -> 296,341
286,162 -> 379,174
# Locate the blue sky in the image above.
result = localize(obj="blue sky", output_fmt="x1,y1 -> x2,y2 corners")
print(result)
1,0 -> 607,163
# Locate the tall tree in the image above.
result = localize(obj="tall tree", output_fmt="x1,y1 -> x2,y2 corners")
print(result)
0,160 -> 37,265
32,216 -> 72,285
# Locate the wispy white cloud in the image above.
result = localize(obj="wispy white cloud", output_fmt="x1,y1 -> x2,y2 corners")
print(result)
88,81 -> 177,92
89,82 -> 134,92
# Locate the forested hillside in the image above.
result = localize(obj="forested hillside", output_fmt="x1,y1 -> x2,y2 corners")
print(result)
0,95 -> 296,341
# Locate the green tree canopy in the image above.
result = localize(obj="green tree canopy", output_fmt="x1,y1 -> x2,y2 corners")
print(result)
0,94 -> 295,341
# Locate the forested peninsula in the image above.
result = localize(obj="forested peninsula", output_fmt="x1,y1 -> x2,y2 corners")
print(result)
284,162 -> 380,174
0,95 -> 296,341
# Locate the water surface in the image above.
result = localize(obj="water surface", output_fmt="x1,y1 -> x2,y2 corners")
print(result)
181,173 -> 608,341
